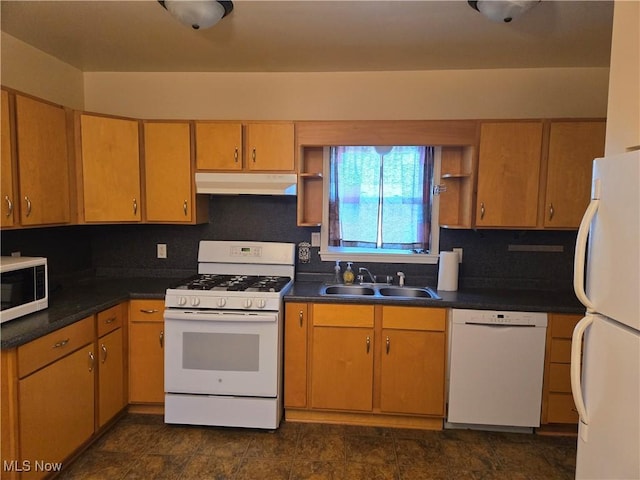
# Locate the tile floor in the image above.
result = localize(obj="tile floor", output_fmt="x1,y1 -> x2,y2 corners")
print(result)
58,414 -> 577,480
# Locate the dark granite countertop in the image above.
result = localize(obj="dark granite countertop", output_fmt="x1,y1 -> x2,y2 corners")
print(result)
285,281 -> 585,314
2,276 -> 585,350
1,277 -> 181,350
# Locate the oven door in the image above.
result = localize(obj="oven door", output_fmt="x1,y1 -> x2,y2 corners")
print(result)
164,309 -> 280,397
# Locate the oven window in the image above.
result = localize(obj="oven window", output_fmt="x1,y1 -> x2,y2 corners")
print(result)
182,332 -> 259,372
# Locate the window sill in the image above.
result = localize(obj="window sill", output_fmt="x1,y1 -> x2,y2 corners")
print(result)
319,248 -> 439,265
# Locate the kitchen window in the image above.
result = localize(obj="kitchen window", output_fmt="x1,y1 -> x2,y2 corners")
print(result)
320,146 -> 441,264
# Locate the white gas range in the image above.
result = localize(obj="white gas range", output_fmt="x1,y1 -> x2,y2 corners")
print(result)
163,240 -> 295,430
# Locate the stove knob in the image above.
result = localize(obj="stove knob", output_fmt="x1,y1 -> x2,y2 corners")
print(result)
243,299 -> 253,309
178,296 -> 187,306
257,299 -> 266,309
191,297 -> 200,307
217,298 -> 227,308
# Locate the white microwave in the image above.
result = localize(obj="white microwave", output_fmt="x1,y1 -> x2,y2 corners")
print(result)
0,256 -> 48,323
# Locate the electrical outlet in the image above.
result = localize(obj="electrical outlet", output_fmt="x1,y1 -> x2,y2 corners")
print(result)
10,251 -> 21,257
453,247 -> 463,263
157,244 -> 167,259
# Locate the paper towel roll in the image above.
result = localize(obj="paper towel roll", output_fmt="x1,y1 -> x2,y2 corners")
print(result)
437,251 -> 459,291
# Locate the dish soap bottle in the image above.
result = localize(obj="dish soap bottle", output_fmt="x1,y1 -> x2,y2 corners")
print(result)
334,261 -> 342,284
343,262 -> 355,285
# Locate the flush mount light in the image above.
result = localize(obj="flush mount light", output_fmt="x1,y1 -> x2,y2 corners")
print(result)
468,0 -> 540,23
158,0 -> 233,30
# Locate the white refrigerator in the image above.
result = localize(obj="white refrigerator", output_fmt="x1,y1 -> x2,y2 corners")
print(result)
572,150 -> 640,480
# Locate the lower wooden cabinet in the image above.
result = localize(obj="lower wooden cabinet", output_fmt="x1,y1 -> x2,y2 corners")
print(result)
379,306 -> 446,416
1,305 -> 128,480
284,302 -> 447,429
128,299 -> 165,404
541,313 -> 582,425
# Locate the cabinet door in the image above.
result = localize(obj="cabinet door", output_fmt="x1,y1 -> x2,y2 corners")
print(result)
19,346 -> 95,480
98,328 -> 125,428
195,122 -> 243,171
129,300 -> 165,404
475,122 -> 543,228
80,114 -> 141,222
1,91 -> 15,227
380,329 -> 445,415
311,326 -> 374,411
144,122 -> 193,222
129,322 -> 164,403
284,303 -> 308,408
544,121 -> 606,228
16,95 -> 71,226
246,123 -> 295,171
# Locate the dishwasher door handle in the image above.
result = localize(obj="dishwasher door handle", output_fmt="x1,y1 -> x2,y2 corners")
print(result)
464,322 -> 536,328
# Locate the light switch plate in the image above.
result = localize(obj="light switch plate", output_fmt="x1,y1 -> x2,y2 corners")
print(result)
311,232 -> 320,247
157,244 -> 167,259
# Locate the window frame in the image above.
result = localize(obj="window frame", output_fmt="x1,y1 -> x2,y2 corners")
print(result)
319,146 -> 441,265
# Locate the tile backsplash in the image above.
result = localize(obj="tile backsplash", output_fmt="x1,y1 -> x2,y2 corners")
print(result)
1,195 -> 577,291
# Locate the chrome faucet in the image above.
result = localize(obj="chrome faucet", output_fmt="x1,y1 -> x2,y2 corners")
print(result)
358,267 -> 376,284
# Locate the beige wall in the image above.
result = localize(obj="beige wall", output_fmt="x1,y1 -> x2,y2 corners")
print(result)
0,32 -> 84,109
0,30 -> 609,121
83,68 -> 609,121
605,1 -> 640,155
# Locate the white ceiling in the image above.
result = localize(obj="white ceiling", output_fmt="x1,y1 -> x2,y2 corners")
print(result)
0,0 -> 614,73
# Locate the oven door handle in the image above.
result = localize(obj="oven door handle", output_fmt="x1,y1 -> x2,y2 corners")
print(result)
164,310 -> 278,323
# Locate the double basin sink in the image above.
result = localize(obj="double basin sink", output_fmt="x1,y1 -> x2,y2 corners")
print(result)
321,284 -> 441,299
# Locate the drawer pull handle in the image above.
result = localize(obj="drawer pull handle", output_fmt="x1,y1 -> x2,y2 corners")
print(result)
159,330 -> 164,348
101,343 -> 108,363
24,196 -> 32,217
366,336 -> 371,354
234,147 -> 239,163
549,203 -> 555,220
480,202 -> 485,220
53,338 -> 70,349
298,310 -> 303,327
140,309 -> 159,314
133,198 -> 138,215
88,351 -> 95,372
386,336 -> 390,354
105,317 -> 116,324
183,200 -> 188,216
252,148 -> 256,163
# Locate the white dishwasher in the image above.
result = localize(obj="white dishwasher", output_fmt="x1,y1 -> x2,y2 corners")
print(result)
446,308 -> 548,432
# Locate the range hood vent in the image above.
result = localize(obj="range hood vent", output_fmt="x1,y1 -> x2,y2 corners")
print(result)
195,172 -> 297,196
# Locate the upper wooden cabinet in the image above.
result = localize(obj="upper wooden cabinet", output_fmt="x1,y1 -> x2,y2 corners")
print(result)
79,113 -> 141,223
543,121 -> 606,228
475,121 -> 544,228
10,95 -> 72,227
1,91 -> 15,228
143,121 -> 208,224
474,120 -> 605,229
196,121 -> 294,172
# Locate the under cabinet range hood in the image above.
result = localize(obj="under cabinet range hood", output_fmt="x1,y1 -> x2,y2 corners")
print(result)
195,172 -> 297,195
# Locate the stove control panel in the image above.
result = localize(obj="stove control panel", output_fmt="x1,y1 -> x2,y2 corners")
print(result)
165,293 -> 281,312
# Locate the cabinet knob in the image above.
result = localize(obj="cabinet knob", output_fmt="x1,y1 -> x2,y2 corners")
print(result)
4,195 -> 13,217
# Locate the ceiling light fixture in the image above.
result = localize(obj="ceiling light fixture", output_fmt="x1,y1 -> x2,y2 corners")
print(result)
158,1 -> 233,30
468,0 -> 540,23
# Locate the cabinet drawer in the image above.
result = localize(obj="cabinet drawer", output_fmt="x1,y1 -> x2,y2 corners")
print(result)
97,304 -> 123,337
546,393 -> 578,424
312,304 -> 374,327
382,306 -> 446,331
548,363 -> 571,392
129,299 -> 165,322
18,316 -> 95,378
549,338 -> 572,363
550,314 -> 581,338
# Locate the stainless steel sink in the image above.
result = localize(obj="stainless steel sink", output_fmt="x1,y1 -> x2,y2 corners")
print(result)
321,284 -> 440,299
378,287 -> 440,299
322,285 -> 375,296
